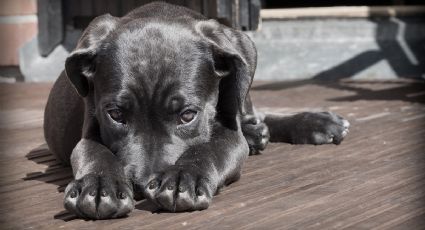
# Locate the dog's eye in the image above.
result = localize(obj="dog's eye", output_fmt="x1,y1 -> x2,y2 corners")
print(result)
179,110 -> 197,124
107,109 -> 125,123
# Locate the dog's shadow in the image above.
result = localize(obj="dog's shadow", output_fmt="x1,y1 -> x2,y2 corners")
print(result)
24,144 -> 163,222
23,144 -> 72,192
23,144 -> 78,221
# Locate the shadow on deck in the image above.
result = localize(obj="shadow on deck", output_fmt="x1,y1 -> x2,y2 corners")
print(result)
0,80 -> 424,229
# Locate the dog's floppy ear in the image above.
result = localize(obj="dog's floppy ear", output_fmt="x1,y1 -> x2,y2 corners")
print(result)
196,19 -> 257,117
65,14 -> 118,97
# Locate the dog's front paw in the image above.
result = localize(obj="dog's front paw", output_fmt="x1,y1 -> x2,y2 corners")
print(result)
145,166 -> 214,212
292,112 -> 350,145
64,174 -> 134,219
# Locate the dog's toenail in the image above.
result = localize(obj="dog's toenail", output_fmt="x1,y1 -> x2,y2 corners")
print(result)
167,185 -> 174,190
70,191 -> 77,198
118,192 -> 126,199
89,191 -> 96,196
101,191 -> 108,197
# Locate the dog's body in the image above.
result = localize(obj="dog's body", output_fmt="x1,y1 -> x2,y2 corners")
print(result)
44,2 -> 349,219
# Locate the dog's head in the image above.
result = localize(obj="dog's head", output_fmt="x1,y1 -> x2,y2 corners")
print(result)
65,14 -> 256,187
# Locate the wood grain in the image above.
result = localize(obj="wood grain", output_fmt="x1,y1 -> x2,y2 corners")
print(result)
0,79 -> 424,229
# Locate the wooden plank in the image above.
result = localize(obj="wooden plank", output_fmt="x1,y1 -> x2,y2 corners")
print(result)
0,80 -> 424,229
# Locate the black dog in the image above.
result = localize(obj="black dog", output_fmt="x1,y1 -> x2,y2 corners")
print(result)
44,2 -> 349,219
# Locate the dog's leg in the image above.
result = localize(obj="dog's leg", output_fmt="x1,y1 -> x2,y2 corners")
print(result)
264,112 -> 350,145
143,126 -> 248,212
63,139 -> 134,219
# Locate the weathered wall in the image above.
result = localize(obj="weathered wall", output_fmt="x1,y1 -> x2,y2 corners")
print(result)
0,0 -> 38,66
247,17 -> 425,81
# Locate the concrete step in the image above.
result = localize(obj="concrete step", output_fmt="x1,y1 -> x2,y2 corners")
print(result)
19,6 -> 425,82
248,11 -> 425,80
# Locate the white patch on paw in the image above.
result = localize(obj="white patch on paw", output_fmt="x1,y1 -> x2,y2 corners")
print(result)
114,196 -> 134,217
85,194 -> 95,202
261,127 -> 268,136
260,126 -> 269,146
145,187 -> 156,198
176,191 -> 195,208
196,194 -> 210,209
67,196 -> 77,206
342,119 -> 350,129
100,196 -> 112,205
82,194 -> 96,214
197,194 -> 209,203
261,137 -> 268,146
178,191 -> 191,200
121,197 -> 132,207
312,132 -> 332,144
162,189 -> 174,199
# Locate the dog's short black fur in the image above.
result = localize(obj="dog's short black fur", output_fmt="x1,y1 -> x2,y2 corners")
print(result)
44,2 -> 350,219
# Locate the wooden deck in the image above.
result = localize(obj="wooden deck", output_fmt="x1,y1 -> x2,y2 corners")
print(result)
0,80 -> 424,229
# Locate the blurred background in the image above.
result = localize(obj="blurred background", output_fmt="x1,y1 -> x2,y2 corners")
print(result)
0,0 -> 424,83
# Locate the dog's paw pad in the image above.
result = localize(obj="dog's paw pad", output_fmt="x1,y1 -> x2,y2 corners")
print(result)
342,119 -> 350,129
